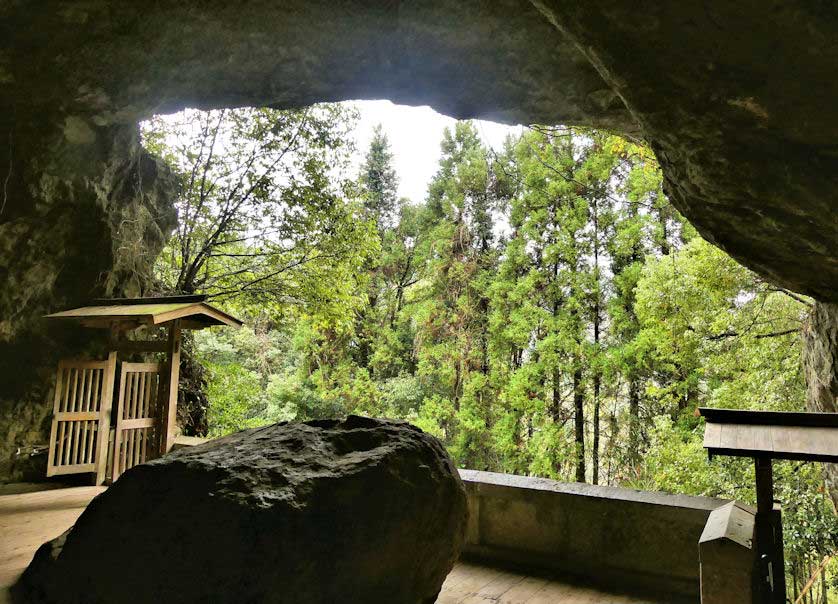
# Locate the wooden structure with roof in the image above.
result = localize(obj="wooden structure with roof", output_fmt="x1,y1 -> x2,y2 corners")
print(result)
47,295 -> 243,331
44,295 -> 241,485
699,407 -> 838,604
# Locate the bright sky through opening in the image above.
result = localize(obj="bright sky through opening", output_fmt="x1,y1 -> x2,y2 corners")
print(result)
351,100 -> 522,203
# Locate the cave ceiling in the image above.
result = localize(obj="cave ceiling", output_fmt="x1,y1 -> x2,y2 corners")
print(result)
1,0 -> 836,301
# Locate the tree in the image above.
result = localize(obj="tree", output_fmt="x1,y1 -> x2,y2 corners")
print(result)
414,122 -> 500,469
368,201 -> 423,379
603,134 -> 685,476
142,105 -> 377,325
629,236 -> 823,597
497,128 -> 591,481
360,124 -> 399,233
167,112 -> 832,595
494,127 -> 630,482
353,127 -> 406,372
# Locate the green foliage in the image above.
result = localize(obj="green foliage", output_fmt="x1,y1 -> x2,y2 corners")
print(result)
360,124 -> 399,232
204,361 -> 269,437
153,111 -> 831,595
409,123 -> 500,469
142,105 -> 378,330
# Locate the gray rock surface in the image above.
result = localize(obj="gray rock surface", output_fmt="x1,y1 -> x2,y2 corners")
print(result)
15,416 -> 468,604
2,1 -> 835,302
804,301 -> 838,507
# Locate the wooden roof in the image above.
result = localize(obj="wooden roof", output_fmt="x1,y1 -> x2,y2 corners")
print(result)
45,295 -> 243,330
699,407 -> 838,463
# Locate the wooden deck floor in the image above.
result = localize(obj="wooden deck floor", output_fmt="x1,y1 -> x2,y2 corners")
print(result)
0,485 -> 662,604
437,562 -> 662,603
0,484 -> 106,604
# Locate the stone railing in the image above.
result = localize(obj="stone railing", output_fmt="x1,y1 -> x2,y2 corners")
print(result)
459,469 -> 756,603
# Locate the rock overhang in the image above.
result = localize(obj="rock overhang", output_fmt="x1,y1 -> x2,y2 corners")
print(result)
1,0 -> 835,302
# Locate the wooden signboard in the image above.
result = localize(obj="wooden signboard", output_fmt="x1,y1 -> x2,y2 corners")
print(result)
699,407 -> 838,604
701,408 -> 838,463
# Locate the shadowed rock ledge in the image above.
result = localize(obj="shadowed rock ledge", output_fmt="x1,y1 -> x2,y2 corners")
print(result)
15,416 -> 468,604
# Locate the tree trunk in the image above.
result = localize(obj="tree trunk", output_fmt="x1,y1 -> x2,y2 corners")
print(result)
821,564 -> 827,604
793,559 -> 800,603
628,377 -> 641,467
592,372 -> 601,485
550,290 -> 562,422
591,266 -> 601,485
656,196 -> 671,255
551,365 -> 561,422
607,398 -> 619,485
479,296 -> 490,375
574,365 -> 585,482
453,359 -> 462,412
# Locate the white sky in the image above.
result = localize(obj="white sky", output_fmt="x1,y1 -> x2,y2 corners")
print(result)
350,100 -> 522,203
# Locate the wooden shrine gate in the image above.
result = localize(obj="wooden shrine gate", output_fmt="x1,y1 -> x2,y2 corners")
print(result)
45,295 -> 243,484
112,362 -> 163,481
46,357 -> 166,484
46,354 -> 117,485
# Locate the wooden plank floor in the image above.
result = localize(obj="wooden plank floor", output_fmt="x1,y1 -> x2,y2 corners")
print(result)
1,485 -> 662,604
437,561 -> 662,604
0,484 -> 106,604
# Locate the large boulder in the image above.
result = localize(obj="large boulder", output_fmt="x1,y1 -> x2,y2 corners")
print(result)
15,416 -> 467,604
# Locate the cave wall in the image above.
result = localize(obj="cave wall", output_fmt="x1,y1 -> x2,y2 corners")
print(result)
532,1 -> 838,301
1,0 -> 837,481
0,112 -> 175,479
804,302 -> 838,505
2,1 -> 833,296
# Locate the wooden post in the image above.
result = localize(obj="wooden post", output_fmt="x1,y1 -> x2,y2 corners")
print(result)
770,507 -> 787,600
754,457 -> 786,604
95,351 -> 117,485
160,320 -> 182,455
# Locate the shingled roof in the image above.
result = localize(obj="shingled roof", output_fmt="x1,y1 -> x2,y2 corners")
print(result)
45,295 -> 243,330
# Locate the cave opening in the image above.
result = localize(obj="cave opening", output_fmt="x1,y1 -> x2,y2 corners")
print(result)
1,2 -> 838,601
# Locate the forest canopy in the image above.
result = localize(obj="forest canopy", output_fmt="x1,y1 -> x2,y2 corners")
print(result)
141,105 -> 836,598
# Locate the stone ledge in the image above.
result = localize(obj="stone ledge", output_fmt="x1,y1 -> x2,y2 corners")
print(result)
457,469 -> 745,601
459,469 -> 727,510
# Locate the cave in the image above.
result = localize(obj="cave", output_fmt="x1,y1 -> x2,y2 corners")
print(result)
1,1 -> 836,491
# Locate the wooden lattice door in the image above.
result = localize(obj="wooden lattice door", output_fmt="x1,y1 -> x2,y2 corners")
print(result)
112,362 -> 163,481
47,354 -> 117,484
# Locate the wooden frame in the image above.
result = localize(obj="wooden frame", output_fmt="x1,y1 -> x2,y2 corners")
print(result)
160,320 -> 182,455
699,407 -> 838,428
112,361 -> 163,481
699,407 -> 838,604
44,297 -> 242,482
46,297 -> 243,331
151,305 -> 239,327
700,408 -> 838,463
46,353 -> 116,485
112,339 -> 169,354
